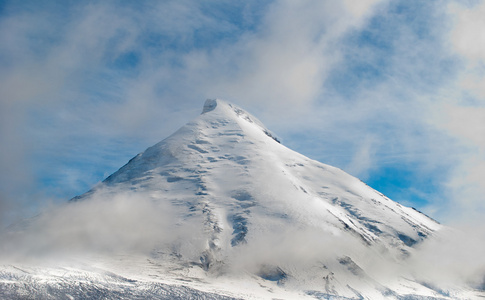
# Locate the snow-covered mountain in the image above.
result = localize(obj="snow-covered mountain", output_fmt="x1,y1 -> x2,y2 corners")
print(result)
1,99 -> 482,299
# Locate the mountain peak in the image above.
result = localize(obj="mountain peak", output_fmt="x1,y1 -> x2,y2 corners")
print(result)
200,98 -> 280,143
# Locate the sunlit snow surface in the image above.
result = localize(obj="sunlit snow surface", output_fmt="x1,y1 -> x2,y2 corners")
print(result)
1,100 -> 483,299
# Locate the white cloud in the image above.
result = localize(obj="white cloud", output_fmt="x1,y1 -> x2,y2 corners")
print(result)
344,135 -> 379,180
440,105 -> 485,149
449,1 -> 485,64
417,1 -> 485,222
343,0 -> 386,20
1,189 -> 183,260
448,1 -> 485,99
437,105 -> 485,221
409,225 -> 485,289
172,0 -> 389,115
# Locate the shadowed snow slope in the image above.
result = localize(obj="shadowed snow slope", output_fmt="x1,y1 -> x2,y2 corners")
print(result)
1,99 -> 481,299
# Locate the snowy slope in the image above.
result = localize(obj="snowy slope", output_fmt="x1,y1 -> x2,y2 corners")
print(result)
1,99 -> 482,299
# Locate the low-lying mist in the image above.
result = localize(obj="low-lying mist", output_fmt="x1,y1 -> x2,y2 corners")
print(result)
1,189 -> 182,261
409,224 -> 485,290
1,189 -> 484,293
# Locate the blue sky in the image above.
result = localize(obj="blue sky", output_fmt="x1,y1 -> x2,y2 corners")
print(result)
1,0 -> 484,227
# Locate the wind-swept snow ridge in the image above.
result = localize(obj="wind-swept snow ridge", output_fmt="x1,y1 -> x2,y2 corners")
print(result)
3,99 -> 479,299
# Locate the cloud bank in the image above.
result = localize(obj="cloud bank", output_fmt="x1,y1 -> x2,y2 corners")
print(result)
2,185 -> 484,294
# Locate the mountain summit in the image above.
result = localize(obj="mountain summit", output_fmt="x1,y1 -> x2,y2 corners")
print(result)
2,99 -> 476,299
98,98 -> 438,252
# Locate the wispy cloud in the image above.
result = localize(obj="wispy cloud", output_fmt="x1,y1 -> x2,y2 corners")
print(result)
0,0 -> 483,234
409,225 -> 485,290
1,189 -> 178,261
0,0 -> 386,224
